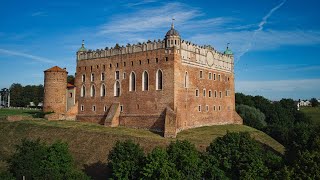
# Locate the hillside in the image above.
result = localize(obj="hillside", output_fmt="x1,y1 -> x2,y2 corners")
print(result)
0,118 -> 284,174
301,106 -> 320,125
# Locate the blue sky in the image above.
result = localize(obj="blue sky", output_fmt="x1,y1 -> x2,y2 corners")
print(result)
0,0 -> 319,100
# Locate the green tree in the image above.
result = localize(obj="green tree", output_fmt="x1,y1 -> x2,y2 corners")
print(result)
167,140 -> 204,179
206,132 -> 270,179
310,98 -> 319,107
236,104 -> 267,130
108,140 -> 145,179
289,150 -> 320,179
9,83 -> 23,107
8,139 -> 89,180
67,75 -> 75,85
142,147 -> 181,180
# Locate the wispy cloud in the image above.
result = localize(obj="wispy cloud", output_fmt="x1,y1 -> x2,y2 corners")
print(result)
0,48 -> 55,63
31,11 -> 47,17
100,2 -> 200,34
237,0 -> 287,61
236,78 -> 320,100
126,0 -> 158,7
190,30 -> 320,55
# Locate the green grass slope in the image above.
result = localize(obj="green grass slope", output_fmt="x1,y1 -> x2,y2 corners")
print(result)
0,119 -> 284,172
301,107 -> 320,125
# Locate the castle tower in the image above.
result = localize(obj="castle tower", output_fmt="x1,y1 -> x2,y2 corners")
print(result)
164,20 -> 181,48
43,66 -> 68,119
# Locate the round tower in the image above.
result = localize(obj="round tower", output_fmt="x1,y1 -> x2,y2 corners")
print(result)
43,66 -> 67,118
164,20 -> 181,48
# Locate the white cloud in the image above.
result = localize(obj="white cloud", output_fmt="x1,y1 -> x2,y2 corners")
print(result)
126,0 -> 158,7
99,2 -> 200,34
0,48 -> 55,64
31,11 -> 47,17
189,30 -> 320,57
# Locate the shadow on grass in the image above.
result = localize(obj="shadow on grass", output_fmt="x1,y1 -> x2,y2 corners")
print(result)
83,161 -> 110,180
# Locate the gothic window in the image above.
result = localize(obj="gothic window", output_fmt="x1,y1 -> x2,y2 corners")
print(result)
82,74 -> 85,82
196,89 -> 199,97
81,85 -> 86,97
114,81 -> 120,97
199,71 -> 203,79
156,69 -> 163,90
123,72 -> 126,79
115,71 -> 120,80
220,91 -> 222,98
209,72 -> 212,80
214,73 -> 216,81
142,71 -> 149,91
81,105 -> 84,111
92,105 -> 96,111
100,84 -> 106,97
203,89 -> 206,97
91,73 -> 94,81
129,72 -> 136,91
214,90 -> 217,98
184,72 -> 189,88
90,85 -> 96,97
209,90 -> 212,97
198,105 -> 201,112
101,73 -> 105,81
156,58 -> 159,63
206,105 -> 209,112
218,74 -> 221,81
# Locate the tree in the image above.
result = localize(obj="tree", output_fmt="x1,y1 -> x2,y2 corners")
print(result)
67,75 -> 75,85
310,98 -> 319,107
9,83 -> 23,107
236,104 -> 267,130
8,139 -> 89,180
206,132 -> 270,179
167,140 -> 204,179
108,140 -> 145,179
142,147 -> 181,180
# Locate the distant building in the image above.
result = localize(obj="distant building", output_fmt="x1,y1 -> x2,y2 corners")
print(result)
299,100 -> 311,107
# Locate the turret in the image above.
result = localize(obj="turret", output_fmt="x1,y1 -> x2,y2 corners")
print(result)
164,20 -> 181,48
223,43 -> 233,56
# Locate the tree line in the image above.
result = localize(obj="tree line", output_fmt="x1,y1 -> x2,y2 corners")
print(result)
6,84 -> 44,107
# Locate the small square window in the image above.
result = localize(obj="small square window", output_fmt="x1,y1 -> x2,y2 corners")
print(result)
165,57 -> 168,61
156,58 -> 159,63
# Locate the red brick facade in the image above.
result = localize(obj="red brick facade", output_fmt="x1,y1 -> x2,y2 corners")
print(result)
44,25 -> 242,137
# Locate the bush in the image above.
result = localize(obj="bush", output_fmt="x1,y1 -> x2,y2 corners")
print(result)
142,147 -> 181,179
108,140 -> 145,179
167,140 -> 204,179
8,139 -> 89,180
236,104 -> 267,130
206,132 -> 271,179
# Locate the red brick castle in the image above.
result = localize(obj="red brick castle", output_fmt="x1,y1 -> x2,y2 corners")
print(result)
43,23 -> 242,137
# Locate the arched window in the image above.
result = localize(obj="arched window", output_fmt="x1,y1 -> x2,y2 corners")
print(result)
184,72 -> 189,88
91,73 -> 94,81
156,69 -> 163,90
142,71 -> 149,91
100,84 -> 106,97
129,72 -> 136,91
90,85 -> 95,97
82,74 -> 85,82
81,85 -> 86,97
101,73 -> 105,81
114,81 -> 120,97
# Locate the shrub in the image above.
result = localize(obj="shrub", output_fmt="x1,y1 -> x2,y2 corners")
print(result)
108,140 -> 145,179
236,104 -> 267,130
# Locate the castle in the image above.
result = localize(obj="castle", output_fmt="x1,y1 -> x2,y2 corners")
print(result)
43,23 -> 242,137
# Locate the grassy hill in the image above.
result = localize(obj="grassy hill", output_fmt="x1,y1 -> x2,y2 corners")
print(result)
301,106 -> 320,125
0,109 -> 284,177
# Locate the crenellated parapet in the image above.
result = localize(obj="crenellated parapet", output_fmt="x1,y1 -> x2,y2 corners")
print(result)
77,39 -> 165,61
